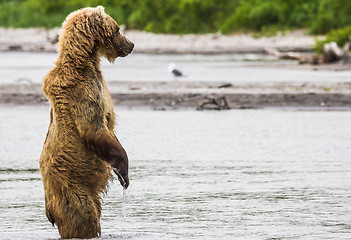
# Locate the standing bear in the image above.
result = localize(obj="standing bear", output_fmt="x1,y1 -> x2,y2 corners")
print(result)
39,6 -> 133,239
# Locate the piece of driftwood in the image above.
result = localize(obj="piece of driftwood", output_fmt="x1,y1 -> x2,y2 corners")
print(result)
218,83 -> 233,88
322,42 -> 344,63
197,96 -> 231,110
264,47 -> 302,60
265,42 -> 349,64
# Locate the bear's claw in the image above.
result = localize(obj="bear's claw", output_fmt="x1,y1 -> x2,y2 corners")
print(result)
113,168 -> 129,189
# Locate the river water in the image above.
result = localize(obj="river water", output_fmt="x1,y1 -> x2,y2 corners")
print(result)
1,52 -> 351,84
0,106 -> 350,239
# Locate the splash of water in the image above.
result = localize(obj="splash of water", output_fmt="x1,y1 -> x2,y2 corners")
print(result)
122,188 -> 129,218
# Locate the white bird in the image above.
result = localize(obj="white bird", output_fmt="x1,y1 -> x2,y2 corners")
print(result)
168,63 -> 184,79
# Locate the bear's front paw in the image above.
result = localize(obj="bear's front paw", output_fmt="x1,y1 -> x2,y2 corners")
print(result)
110,145 -> 129,189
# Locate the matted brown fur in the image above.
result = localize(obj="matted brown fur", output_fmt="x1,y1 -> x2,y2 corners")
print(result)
39,6 -> 133,239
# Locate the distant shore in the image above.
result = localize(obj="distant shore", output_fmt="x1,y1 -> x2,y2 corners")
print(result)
1,28 -> 351,110
0,28 -> 317,54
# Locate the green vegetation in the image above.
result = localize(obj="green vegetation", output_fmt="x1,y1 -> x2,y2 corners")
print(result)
314,25 -> 351,53
1,0 -> 351,45
0,0 -> 240,32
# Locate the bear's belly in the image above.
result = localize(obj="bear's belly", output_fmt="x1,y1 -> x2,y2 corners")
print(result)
40,126 -> 112,195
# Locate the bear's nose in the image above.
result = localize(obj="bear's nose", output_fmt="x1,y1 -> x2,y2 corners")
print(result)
128,43 -> 134,53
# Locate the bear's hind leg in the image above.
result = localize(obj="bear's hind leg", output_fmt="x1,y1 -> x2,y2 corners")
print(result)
56,191 -> 102,239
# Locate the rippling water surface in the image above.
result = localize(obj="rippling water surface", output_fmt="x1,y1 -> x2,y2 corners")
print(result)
0,106 -> 350,239
1,52 -> 351,84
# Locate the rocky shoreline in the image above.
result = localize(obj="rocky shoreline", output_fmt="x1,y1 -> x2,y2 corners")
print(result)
1,81 -> 350,110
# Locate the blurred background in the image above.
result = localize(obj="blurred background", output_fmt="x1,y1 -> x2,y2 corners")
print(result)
0,1 -> 351,240
1,0 -> 351,35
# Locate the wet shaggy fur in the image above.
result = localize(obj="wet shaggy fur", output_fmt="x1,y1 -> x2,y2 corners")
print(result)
39,6 -> 133,239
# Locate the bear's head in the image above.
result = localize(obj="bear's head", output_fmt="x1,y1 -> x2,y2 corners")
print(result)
59,6 -> 134,62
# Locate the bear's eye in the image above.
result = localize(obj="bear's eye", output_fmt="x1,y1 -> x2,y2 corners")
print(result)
106,113 -> 111,123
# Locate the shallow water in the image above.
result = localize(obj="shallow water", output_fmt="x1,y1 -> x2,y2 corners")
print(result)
0,106 -> 351,239
1,52 -> 351,84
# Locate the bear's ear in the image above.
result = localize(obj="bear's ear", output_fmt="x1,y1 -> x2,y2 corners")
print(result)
95,6 -> 105,14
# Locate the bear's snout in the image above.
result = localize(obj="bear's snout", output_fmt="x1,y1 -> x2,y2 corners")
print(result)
118,34 -> 134,57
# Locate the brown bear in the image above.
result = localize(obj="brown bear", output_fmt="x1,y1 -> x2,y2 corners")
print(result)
39,6 -> 133,239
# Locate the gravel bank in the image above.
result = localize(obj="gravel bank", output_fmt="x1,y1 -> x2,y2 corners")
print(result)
1,81 -> 350,109
0,28 -> 316,54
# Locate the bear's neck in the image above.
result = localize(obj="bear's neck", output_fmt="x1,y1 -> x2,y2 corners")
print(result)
56,43 -> 102,77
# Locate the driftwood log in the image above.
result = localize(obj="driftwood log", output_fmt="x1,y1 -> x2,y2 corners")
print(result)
197,96 -> 231,110
265,41 -> 350,64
